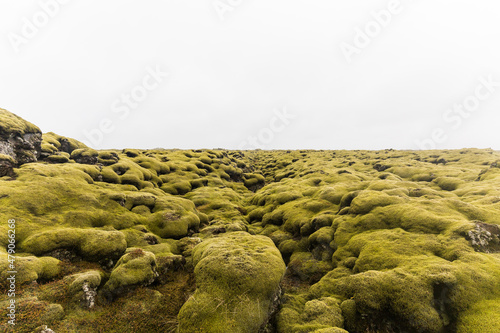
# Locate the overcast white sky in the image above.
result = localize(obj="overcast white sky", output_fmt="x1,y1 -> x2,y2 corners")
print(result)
1,0 -> 500,150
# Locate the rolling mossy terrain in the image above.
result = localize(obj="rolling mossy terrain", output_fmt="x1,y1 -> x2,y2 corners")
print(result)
0,109 -> 500,332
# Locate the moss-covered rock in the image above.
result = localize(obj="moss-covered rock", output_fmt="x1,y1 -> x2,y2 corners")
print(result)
20,228 -> 127,262
101,249 -> 157,300
0,108 -> 42,166
178,232 -> 286,333
70,148 -> 98,165
0,254 -> 60,286
66,270 -> 102,304
277,295 -> 345,332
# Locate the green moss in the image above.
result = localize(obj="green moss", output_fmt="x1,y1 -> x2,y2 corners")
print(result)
178,232 -> 286,333
309,227 -> 334,247
123,148 -> 141,157
42,133 -> 61,150
277,294 -> 346,333
312,328 -> 349,333
101,249 -> 157,299
130,205 -> 151,215
45,153 -> 70,164
287,252 -> 333,283
262,209 -> 285,226
70,148 -> 98,162
66,270 -> 102,295
101,166 -> 120,183
435,177 -> 464,191
96,150 -> 120,165
0,254 -> 60,285
311,214 -> 335,230
120,173 -> 143,189
20,228 -> 127,261
41,303 -> 65,323
340,299 -> 356,328
0,108 -> 41,135
161,180 -> 192,195
457,299 -> 500,333
303,297 -> 343,327
243,173 -> 265,190
43,132 -> 88,153
148,211 -> 200,239
0,153 -> 16,163
349,190 -> 404,215
199,155 -> 213,165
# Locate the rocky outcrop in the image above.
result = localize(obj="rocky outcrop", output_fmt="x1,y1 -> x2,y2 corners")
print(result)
0,108 -> 42,176
40,132 -> 88,160
467,221 -> 500,253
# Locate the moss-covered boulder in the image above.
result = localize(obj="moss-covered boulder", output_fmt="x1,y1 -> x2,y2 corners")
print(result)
0,254 -> 60,286
277,295 -> 346,332
41,132 -> 87,157
19,228 -> 127,262
466,221 -> 500,253
177,232 -> 286,333
101,248 -> 158,301
0,108 -> 42,169
65,270 -> 102,308
70,148 -> 98,165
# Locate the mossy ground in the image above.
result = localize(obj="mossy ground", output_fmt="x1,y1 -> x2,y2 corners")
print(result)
0,143 -> 500,332
0,108 -> 41,136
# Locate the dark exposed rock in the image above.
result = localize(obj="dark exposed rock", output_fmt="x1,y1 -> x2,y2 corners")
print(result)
373,163 -> 390,172
0,109 -> 42,174
46,248 -> 82,262
59,138 -> 74,154
144,234 -> 159,245
258,285 -> 284,333
82,282 -> 98,309
466,221 -> 500,253
0,156 -> 15,177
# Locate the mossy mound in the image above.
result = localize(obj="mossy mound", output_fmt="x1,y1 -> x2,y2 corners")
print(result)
456,298 -> 500,332
41,132 -> 87,156
20,228 -> 127,262
0,108 -> 41,136
277,295 -> 346,332
66,270 -> 102,296
101,249 -> 158,301
0,254 -> 60,286
177,232 -> 286,333
70,148 -> 99,164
